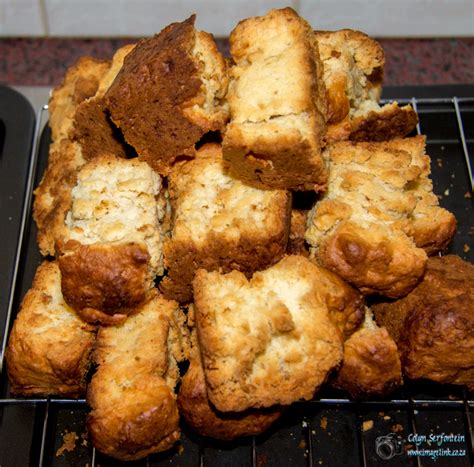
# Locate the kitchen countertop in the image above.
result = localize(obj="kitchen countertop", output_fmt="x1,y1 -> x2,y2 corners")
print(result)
0,37 -> 473,88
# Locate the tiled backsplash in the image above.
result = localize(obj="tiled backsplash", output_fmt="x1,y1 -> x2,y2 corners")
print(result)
0,0 -> 472,37
0,0 -> 44,35
43,0 -> 291,37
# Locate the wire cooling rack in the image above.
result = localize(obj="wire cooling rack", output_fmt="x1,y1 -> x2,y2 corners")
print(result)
0,96 -> 472,466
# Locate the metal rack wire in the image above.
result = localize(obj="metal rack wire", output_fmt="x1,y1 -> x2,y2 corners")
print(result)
0,97 -> 473,466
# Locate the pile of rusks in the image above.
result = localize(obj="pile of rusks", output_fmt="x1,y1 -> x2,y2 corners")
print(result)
6,7 -> 474,462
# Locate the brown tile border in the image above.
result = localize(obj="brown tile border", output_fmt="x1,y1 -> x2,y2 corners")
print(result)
0,37 -> 472,87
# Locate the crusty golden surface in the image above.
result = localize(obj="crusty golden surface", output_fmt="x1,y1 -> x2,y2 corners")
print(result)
306,258 -> 365,340
62,155 -> 165,273
6,261 -> 96,396
160,143 -> 291,303
183,30 -> 229,131
312,221 -> 427,298
35,47 -> 135,257
373,255 -> 474,390
178,326 -> 282,440
223,8 -> 328,191
89,369 -> 179,460
91,291 -> 185,391
315,29 -> 384,126
59,242 -> 153,325
194,255 -> 344,412
87,292 -> 184,461
105,16 -> 228,176
34,139 -> 85,256
315,29 -> 417,142
56,155 -> 166,323
333,310 -> 402,398
305,136 -> 456,297
48,56 -> 110,142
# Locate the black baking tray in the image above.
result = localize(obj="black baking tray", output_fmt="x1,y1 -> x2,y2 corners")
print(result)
0,86 -> 473,467
0,85 -> 35,345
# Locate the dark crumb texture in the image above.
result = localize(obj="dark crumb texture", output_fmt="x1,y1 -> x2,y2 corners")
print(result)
349,105 -> 419,142
223,139 -> 329,192
72,97 -> 128,160
160,143 -> 292,303
161,230 -> 290,304
105,16 -> 204,175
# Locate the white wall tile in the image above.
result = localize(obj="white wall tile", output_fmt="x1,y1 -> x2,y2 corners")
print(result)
298,0 -> 474,37
0,0 -> 45,36
2,0 -> 472,38
44,0 -> 297,37
156,0 -> 296,37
